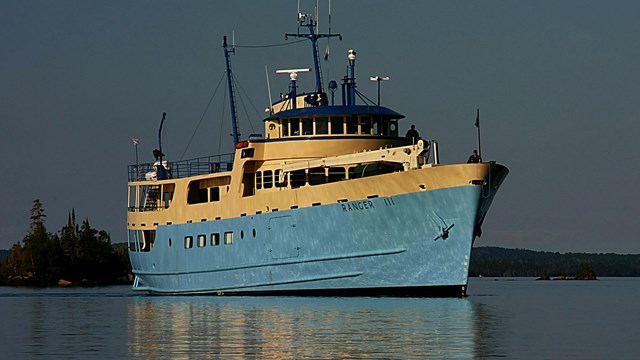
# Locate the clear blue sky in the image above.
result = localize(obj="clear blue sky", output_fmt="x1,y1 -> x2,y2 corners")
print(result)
1,0 -> 639,253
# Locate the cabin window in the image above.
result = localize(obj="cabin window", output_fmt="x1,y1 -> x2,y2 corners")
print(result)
308,168 -> 326,185
187,180 -> 208,204
263,170 -> 273,189
290,118 -> 300,136
302,117 -> 313,135
346,116 -> 358,134
328,167 -> 346,182
315,117 -> 328,134
360,116 -> 372,135
256,172 -> 263,190
290,170 -> 306,188
330,116 -> 344,134
184,236 -> 193,249
224,232 -> 234,245
210,187 -> 220,202
281,119 -> 289,136
197,234 -> 206,248
211,233 -> 220,246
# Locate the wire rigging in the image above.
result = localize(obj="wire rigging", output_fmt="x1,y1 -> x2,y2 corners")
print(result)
180,71 -> 226,160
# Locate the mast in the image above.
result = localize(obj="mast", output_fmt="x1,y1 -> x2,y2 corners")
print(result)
223,36 -> 240,145
285,13 -> 340,95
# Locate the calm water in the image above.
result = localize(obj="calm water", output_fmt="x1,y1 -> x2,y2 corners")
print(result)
1,278 -> 639,359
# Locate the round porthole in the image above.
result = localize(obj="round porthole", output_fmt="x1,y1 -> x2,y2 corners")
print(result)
390,122 -> 397,132
269,124 -> 276,130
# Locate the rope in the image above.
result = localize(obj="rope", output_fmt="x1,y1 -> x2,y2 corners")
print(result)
180,72 -> 226,160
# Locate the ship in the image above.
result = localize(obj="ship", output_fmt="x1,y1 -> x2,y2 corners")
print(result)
126,10 -> 508,297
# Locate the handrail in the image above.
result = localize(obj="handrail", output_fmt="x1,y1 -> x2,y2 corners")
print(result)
128,153 -> 234,182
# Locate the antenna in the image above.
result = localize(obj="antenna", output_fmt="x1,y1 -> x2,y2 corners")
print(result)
265,65 -> 273,114
370,76 -> 390,106
276,68 -> 311,109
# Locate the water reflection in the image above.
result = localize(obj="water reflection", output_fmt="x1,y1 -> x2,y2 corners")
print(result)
127,296 -> 505,359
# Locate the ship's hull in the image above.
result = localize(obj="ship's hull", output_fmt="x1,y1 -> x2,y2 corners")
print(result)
128,177 -> 501,296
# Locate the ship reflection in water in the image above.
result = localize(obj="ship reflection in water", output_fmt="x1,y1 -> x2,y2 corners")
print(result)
127,296 -> 504,358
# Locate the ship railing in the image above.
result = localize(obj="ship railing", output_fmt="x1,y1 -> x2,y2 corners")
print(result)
127,153 -> 234,182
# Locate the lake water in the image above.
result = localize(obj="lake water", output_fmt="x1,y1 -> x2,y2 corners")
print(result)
1,277 -> 639,359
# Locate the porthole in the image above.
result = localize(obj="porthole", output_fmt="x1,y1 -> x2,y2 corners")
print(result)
241,230 -> 244,239
169,238 -> 172,247
253,229 -> 256,237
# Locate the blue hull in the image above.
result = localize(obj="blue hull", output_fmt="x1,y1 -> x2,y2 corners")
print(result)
129,185 -> 484,296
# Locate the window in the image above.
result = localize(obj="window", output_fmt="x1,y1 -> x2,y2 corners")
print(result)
162,184 -> 175,208
315,117 -> 328,134
184,236 -> 193,249
224,232 -> 234,245
290,118 -> 300,136
211,233 -> 220,246
256,172 -> 263,190
360,116 -> 372,135
263,170 -> 273,189
241,148 -> 255,158
328,167 -> 346,182
281,119 -> 289,136
389,120 -> 399,136
302,117 -> 313,135
346,116 -> 358,134
330,116 -> 344,134
308,168 -> 326,185
290,170 -> 306,188
197,234 -> 206,247
210,187 -> 220,201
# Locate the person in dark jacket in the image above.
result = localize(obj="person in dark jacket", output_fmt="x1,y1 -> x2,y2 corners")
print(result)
467,149 -> 482,163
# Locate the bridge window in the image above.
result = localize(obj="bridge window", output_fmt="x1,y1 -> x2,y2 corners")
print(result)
302,117 -> 313,135
291,118 -> 300,136
360,116 -> 372,135
210,187 -> 220,201
346,116 -> 358,134
330,116 -> 344,134
281,119 -> 289,136
315,117 -> 328,134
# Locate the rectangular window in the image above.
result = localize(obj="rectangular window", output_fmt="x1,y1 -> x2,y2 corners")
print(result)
224,232 -> 234,245
290,170 -> 306,188
281,119 -> 289,136
308,168 -> 326,185
360,116 -> 372,135
184,236 -> 193,249
256,172 -> 263,190
330,116 -> 344,134
263,170 -> 273,189
315,117 -> 328,134
302,117 -> 313,135
162,184 -> 175,208
290,118 -> 300,136
211,233 -> 220,246
346,116 -> 358,134
210,187 -> 220,202
197,234 -> 206,247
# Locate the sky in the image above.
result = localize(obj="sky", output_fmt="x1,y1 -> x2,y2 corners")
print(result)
1,0 -> 639,254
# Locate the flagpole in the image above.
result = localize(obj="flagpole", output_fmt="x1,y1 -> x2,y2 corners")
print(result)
475,108 -> 482,158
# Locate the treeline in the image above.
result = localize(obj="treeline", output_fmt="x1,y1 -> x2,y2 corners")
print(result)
470,246 -> 640,277
0,199 -> 131,286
